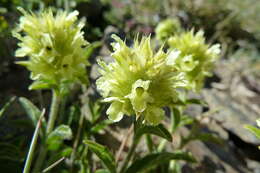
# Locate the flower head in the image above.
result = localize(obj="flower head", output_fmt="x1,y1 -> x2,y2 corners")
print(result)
155,18 -> 181,42
13,8 -> 89,93
96,35 -> 186,125
168,30 -> 221,91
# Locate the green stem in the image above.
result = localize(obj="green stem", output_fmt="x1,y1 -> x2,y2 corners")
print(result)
23,110 -> 45,173
119,139 -> 138,173
46,91 -> 60,134
145,134 -> 154,152
158,108 -> 175,152
70,112 -> 85,172
119,116 -> 140,173
33,90 -> 61,173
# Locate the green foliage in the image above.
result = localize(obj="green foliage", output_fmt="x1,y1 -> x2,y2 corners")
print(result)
125,152 -> 196,173
84,140 -> 116,173
245,124 -> 260,139
135,124 -> 172,142
95,169 -> 110,173
245,119 -> 260,149
90,119 -> 113,134
96,34 -> 187,124
18,97 -> 43,126
47,125 -> 73,151
0,15 -> 8,34
13,8 -> 89,94
0,96 -> 16,118
248,126 -> 260,138
3,1 -> 258,172
168,30 -> 221,91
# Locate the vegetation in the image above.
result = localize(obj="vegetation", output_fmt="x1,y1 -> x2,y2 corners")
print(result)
0,0 -> 259,173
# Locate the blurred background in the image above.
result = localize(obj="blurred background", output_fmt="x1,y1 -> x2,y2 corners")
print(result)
0,0 -> 259,172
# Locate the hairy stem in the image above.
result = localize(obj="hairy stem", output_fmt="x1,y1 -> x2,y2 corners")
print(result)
119,116 -> 140,173
70,111 -> 85,172
119,139 -> 138,173
33,90 -> 61,173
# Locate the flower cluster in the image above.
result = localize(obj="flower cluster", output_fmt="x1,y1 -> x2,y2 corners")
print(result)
155,18 -> 182,42
97,30 -> 221,124
168,30 -> 221,91
13,8 -> 89,93
96,35 -> 187,125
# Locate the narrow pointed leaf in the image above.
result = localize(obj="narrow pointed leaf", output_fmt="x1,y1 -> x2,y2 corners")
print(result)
172,107 -> 181,132
244,125 -> 260,139
0,96 -> 16,118
125,152 -> 196,173
29,81 -> 54,90
90,120 -> 113,134
95,169 -> 110,173
186,98 -> 207,106
19,97 -> 46,128
135,124 -> 172,142
84,140 -> 116,173
193,133 -> 224,145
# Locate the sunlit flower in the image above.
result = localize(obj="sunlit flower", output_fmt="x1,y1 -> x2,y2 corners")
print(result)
168,30 -> 221,91
13,8 -> 89,93
96,35 -> 186,125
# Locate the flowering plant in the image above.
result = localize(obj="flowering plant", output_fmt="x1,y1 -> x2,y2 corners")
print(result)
96,35 -> 187,125
168,30 -> 221,91
13,8 -> 89,93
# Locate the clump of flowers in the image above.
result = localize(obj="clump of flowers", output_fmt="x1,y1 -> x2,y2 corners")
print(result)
168,30 -> 221,91
96,35 -> 187,125
13,8 -> 89,93
155,18 -> 182,42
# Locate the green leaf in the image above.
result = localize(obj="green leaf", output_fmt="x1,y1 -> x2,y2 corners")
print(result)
84,140 -> 116,173
19,97 -> 46,128
186,98 -> 207,106
0,96 -> 16,118
90,119 -> 113,134
95,169 -> 110,173
125,152 -> 196,173
85,41 -> 102,59
145,134 -> 154,152
61,147 -> 73,157
172,108 -> 181,132
244,125 -> 260,139
29,80 -> 55,90
47,125 -> 73,151
179,115 -> 194,127
68,105 -> 81,126
193,133 -> 223,145
135,124 -> 172,142
134,115 -> 144,133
